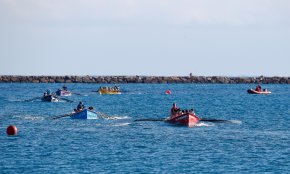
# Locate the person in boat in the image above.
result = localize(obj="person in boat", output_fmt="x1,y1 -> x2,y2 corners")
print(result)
57,88 -> 61,93
189,108 -> 195,114
170,103 -> 179,118
46,89 -> 51,95
255,85 -> 262,92
62,85 -> 68,91
113,85 -> 120,92
76,101 -> 85,112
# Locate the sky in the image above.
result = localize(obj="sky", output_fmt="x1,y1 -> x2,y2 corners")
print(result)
0,0 -> 290,76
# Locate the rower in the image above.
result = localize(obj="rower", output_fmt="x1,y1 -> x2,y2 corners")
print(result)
255,85 -> 261,92
46,89 -> 51,95
76,101 -> 85,112
63,85 -> 68,91
170,103 -> 179,118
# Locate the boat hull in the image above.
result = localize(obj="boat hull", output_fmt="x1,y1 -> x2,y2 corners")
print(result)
56,90 -> 72,96
247,89 -> 271,94
166,113 -> 200,127
70,109 -> 98,119
98,89 -> 121,95
41,95 -> 59,102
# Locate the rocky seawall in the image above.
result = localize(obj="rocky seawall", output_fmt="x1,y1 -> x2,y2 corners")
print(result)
0,75 -> 289,84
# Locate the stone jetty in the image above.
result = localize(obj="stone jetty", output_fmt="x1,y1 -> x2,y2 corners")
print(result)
0,75 -> 289,84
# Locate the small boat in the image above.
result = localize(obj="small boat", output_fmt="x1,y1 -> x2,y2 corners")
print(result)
247,89 -> 271,94
55,89 -> 72,96
166,113 -> 200,127
41,94 -> 59,102
98,86 -> 121,95
70,109 -> 98,119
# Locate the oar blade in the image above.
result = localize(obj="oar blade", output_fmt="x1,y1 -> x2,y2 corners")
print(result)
200,118 -> 232,123
134,118 -> 166,122
24,97 -> 41,102
60,98 -> 74,103
52,113 -> 74,119
73,92 -> 83,96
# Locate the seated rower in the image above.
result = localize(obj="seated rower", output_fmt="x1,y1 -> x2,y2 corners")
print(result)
46,89 -> 52,95
62,85 -> 68,91
189,108 -> 195,114
75,101 -> 85,112
170,103 -> 179,118
255,85 -> 262,92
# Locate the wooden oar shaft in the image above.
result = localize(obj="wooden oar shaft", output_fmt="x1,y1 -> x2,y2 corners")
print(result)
90,110 -> 111,119
52,113 -> 74,119
73,92 -> 82,96
60,98 -> 74,103
134,118 -> 166,122
200,118 -> 230,122
24,97 -> 41,102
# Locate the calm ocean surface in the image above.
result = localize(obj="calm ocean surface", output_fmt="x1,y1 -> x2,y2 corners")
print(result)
0,83 -> 289,173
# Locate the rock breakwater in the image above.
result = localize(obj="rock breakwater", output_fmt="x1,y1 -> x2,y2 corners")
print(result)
0,75 -> 289,84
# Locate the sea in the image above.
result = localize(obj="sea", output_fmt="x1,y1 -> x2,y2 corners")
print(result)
0,83 -> 289,173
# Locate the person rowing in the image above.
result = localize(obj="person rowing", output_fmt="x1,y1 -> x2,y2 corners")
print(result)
255,84 -> 262,92
74,101 -> 85,112
170,103 -> 179,118
62,85 -> 68,91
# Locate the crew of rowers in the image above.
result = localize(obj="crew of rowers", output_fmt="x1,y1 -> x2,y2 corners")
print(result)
44,85 -> 68,97
170,103 -> 195,118
99,86 -> 120,92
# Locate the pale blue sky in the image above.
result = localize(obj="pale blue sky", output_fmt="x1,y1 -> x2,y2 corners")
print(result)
0,0 -> 289,76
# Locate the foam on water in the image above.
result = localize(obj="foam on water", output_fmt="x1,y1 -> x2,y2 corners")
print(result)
106,115 -> 131,120
12,115 -> 45,121
228,120 -> 242,124
109,123 -> 131,127
195,122 -> 214,127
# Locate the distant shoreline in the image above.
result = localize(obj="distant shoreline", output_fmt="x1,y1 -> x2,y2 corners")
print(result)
0,75 -> 289,84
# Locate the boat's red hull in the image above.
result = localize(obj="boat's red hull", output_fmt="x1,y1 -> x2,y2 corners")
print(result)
166,113 -> 200,127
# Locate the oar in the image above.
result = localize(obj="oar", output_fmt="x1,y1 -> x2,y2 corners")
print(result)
73,92 -> 83,96
90,110 -> 111,119
134,118 -> 166,122
24,97 -> 41,102
52,112 -> 74,119
59,98 -> 74,103
199,118 -> 232,123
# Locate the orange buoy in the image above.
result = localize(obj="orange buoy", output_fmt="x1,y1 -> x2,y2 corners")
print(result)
165,90 -> 171,94
6,125 -> 18,135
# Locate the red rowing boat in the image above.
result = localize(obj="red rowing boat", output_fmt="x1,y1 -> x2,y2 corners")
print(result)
166,113 -> 200,127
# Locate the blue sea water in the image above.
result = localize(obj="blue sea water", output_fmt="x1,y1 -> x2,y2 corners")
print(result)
0,83 -> 289,173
